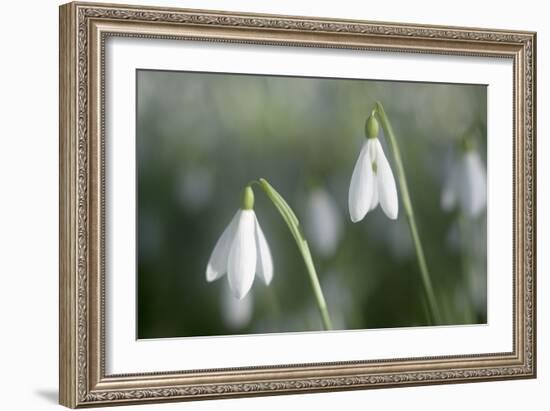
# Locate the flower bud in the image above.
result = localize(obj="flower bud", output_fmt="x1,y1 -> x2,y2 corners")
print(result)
241,185 -> 255,210
365,114 -> 379,139
459,136 -> 475,153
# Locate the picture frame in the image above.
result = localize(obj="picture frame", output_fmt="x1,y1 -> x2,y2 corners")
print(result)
59,1 -> 536,408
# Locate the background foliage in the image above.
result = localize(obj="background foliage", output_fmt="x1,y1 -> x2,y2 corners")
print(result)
136,70 -> 487,338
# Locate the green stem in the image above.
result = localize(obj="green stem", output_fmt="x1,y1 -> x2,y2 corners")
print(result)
300,241 -> 333,330
258,178 -> 333,330
457,213 -> 476,324
374,102 -> 442,325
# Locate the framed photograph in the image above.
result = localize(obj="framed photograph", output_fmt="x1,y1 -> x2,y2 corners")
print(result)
59,2 -> 537,408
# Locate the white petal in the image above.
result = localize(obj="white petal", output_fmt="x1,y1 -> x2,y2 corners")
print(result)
348,141 -> 375,222
305,188 -> 342,257
227,210 -> 257,299
441,150 -> 459,211
369,177 -> 379,211
221,284 -> 254,329
441,161 -> 459,211
206,211 -> 240,282
367,139 -> 380,211
374,139 -> 399,219
254,214 -> 274,285
460,152 -> 487,217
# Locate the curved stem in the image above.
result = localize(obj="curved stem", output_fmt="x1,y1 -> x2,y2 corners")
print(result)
374,102 -> 442,325
457,213 -> 476,324
300,240 -> 333,330
258,178 -> 333,330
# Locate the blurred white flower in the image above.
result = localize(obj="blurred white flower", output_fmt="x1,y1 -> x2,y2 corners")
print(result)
467,266 -> 487,312
177,167 -> 214,212
305,188 -> 342,257
349,137 -> 398,222
441,150 -> 486,217
384,217 -> 414,259
322,273 -> 353,329
445,221 -> 461,252
206,187 -> 273,299
138,210 -> 163,259
221,284 -> 254,329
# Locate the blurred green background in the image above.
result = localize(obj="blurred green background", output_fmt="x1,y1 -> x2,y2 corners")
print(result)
136,69 -> 487,339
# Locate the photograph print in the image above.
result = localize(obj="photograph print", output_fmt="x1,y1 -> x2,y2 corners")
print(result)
136,69 -> 487,339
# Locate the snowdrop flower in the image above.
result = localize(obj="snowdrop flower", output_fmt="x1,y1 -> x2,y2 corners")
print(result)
322,272 -> 353,330
221,283 -> 254,329
441,144 -> 486,217
305,187 -> 342,257
383,216 -> 413,259
206,186 -> 273,299
177,166 -> 214,212
348,114 -> 399,222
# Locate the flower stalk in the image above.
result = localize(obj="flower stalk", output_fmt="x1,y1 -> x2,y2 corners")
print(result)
373,102 -> 442,325
258,178 -> 333,330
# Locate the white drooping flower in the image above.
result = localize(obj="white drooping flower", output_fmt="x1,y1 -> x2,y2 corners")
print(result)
305,188 -> 342,257
221,283 -> 254,329
441,149 -> 486,217
348,115 -> 398,222
206,186 -> 273,299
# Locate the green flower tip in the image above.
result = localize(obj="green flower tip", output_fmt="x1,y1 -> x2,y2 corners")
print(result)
459,136 -> 476,153
241,185 -> 255,210
365,114 -> 379,139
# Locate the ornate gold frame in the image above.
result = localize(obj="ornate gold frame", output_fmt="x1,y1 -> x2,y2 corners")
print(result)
59,1 -> 536,408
